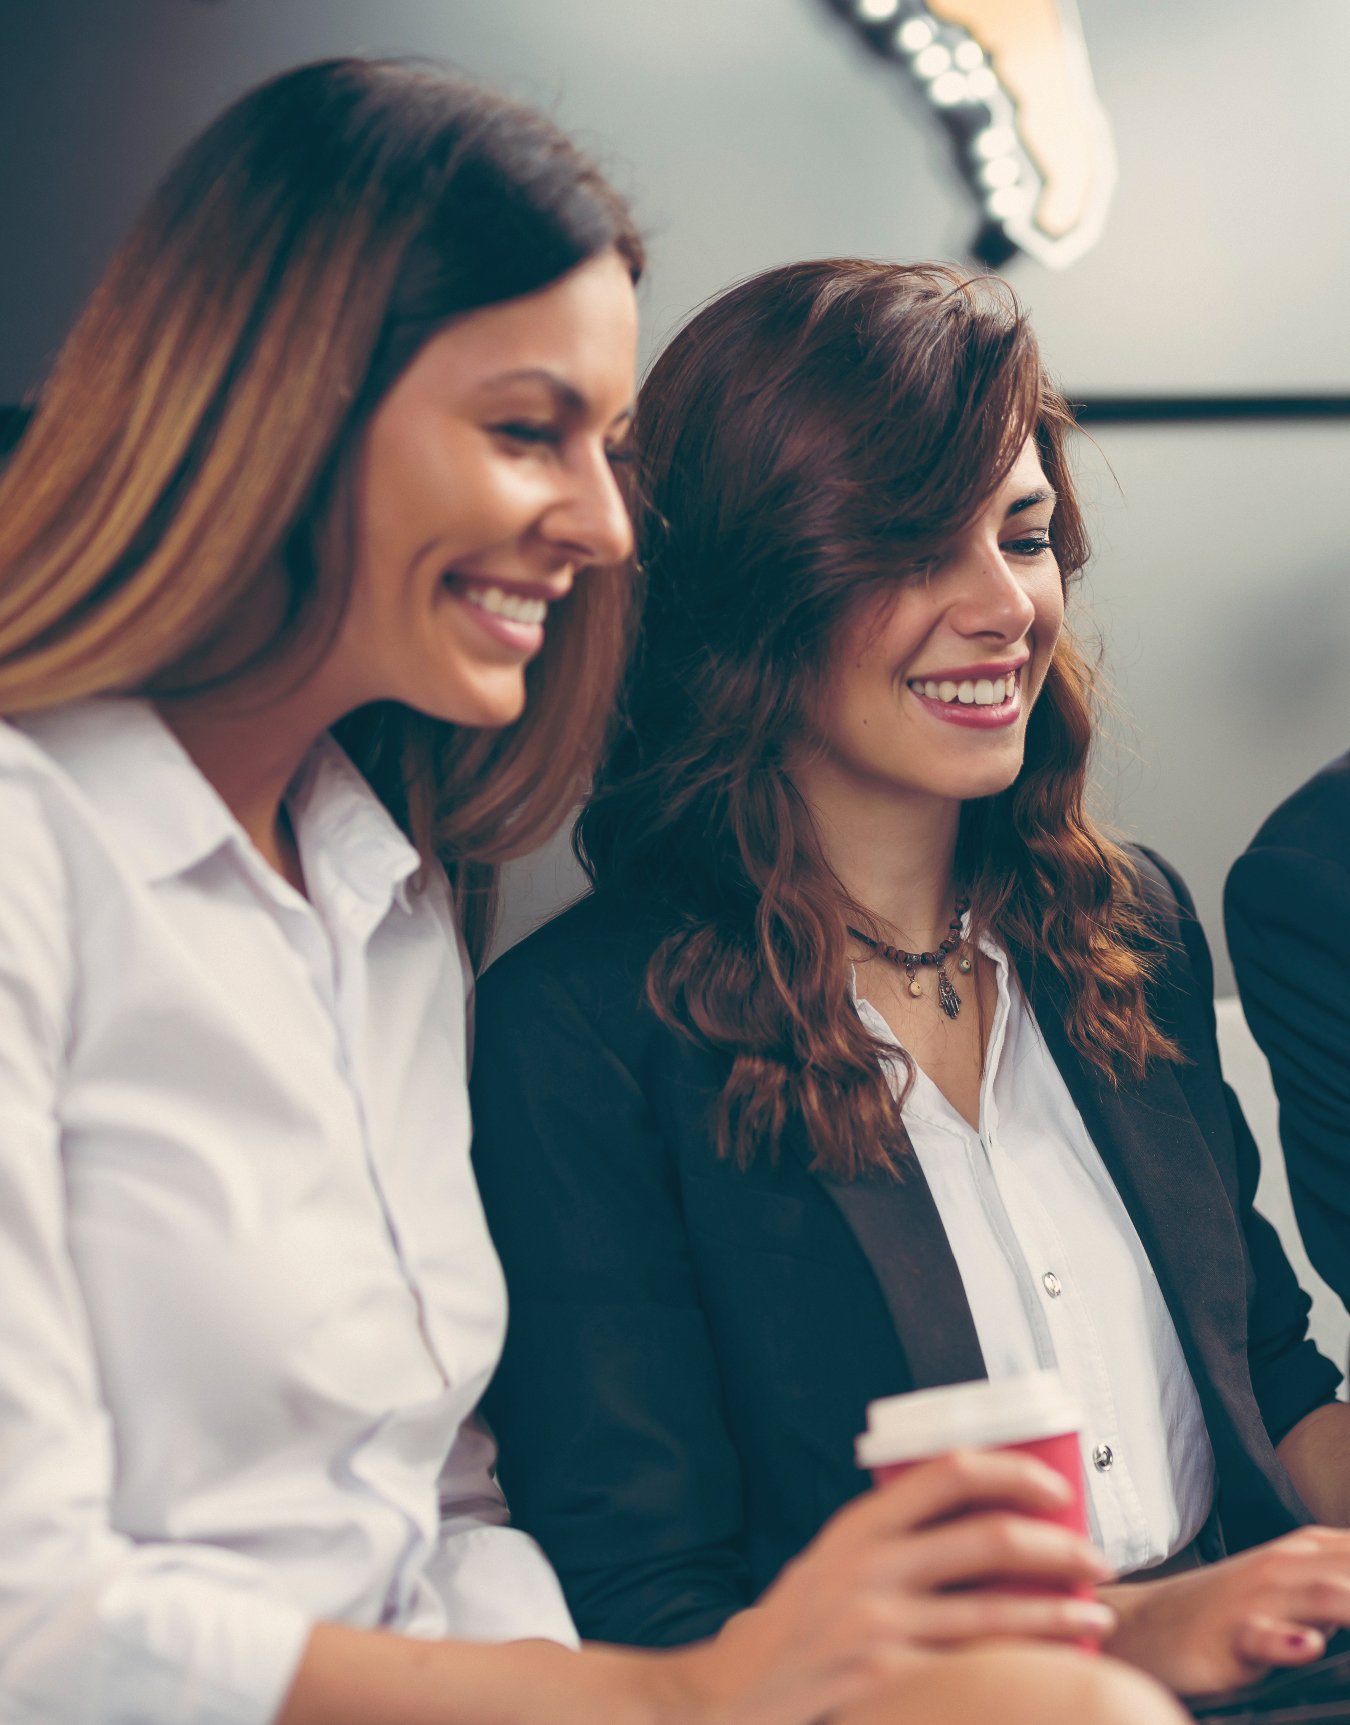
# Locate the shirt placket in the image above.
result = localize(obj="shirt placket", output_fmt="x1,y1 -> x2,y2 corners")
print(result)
280,863 -> 455,1621
249,848 -> 452,1391
331,882 -> 453,1394
978,947 -> 1152,1570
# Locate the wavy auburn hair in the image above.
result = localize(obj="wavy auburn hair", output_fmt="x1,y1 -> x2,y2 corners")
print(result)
577,260 -> 1176,1177
0,58 -> 643,966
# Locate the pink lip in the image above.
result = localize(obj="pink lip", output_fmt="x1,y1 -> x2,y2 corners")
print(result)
909,657 -> 1030,682
906,664 -> 1026,730
910,686 -> 1022,728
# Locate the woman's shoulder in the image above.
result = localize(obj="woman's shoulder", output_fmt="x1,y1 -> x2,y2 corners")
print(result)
1114,844 -> 1222,1044
0,716 -> 92,882
1244,749 -> 1350,864
477,883 -> 678,1049
0,710 -> 77,793
1121,843 -> 1197,938
0,706 -> 168,896
0,721 -> 100,1008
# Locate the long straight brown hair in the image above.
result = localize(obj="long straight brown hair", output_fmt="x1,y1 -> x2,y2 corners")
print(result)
0,58 -> 643,965
578,260 -> 1177,1177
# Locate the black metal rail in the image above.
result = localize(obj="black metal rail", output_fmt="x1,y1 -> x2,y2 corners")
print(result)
1071,395 -> 1350,424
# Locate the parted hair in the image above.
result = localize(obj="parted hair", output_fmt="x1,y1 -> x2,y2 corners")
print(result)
0,58 -> 643,965
577,259 -> 1177,1177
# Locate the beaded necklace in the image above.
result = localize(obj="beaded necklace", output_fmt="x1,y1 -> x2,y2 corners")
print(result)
848,895 -> 972,1020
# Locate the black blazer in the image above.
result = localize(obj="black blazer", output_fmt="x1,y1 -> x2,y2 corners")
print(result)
472,850 -> 1339,1649
1226,751 -> 1350,1312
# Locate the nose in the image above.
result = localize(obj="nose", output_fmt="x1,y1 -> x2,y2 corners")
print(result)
543,442 -> 635,569
947,537 -> 1038,642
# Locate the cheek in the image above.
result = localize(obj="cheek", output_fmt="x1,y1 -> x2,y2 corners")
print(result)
1033,571 -> 1067,643
846,589 -> 934,678
360,414 -> 525,574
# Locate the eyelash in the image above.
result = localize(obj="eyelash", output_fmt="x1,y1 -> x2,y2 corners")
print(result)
492,422 -> 561,448
1004,534 -> 1053,556
491,423 -> 634,466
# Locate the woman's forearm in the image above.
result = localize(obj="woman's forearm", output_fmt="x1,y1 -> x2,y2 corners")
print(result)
274,1455 -> 1123,1725
1276,1401 -> 1350,1526
276,1625 -> 707,1725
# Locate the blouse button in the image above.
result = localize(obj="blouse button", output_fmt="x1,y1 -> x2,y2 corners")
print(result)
1042,1271 -> 1062,1297
1092,1443 -> 1114,1472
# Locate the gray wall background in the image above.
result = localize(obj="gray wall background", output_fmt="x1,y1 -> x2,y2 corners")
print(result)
3,0 -> 1348,988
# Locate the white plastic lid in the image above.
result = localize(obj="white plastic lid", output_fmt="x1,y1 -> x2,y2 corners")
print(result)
856,1370 -> 1081,1468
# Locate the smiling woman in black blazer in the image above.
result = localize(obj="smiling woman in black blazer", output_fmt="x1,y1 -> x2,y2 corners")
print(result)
472,261 -> 1350,1702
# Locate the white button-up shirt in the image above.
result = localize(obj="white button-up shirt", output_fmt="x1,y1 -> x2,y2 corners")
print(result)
0,700 -> 576,1725
854,924 -> 1217,1575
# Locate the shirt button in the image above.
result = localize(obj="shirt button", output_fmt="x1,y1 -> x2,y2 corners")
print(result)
1042,1271 -> 1062,1297
1092,1443 -> 1113,1472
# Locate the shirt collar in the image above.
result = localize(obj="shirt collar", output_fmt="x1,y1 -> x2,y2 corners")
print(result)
15,697 -> 420,910
287,732 -> 421,916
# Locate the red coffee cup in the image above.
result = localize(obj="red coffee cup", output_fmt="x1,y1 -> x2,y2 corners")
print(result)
856,1371 -> 1100,1641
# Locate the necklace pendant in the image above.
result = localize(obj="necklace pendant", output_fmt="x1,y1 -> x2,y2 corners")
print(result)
936,965 -> 961,1019
908,978 -> 923,998
958,955 -> 972,973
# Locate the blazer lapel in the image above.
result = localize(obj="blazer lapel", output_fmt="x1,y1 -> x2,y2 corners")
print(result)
1013,951 -> 1253,1406
795,1126 -> 987,1390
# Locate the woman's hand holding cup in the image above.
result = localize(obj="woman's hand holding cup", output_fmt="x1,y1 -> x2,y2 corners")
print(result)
685,1448 -> 1115,1725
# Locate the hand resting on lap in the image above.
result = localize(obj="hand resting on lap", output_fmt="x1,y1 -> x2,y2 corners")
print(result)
1104,1526 -> 1350,1696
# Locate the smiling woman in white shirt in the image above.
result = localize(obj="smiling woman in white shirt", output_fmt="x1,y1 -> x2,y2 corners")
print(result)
0,57 -> 1190,1725
469,258 -> 1350,1704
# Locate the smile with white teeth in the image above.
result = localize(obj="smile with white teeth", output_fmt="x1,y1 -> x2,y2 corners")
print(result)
461,585 -> 548,625
907,669 -> 1021,707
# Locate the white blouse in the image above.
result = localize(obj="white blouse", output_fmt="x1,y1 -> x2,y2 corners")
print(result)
0,700 -> 576,1725
855,925 -> 1217,1576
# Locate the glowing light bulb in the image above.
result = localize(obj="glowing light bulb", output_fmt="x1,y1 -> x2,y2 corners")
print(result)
988,185 -> 1031,218
915,43 -> 952,77
931,69 -> 968,104
897,18 -> 934,51
973,125 -> 1016,159
858,0 -> 900,18
954,40 -> 984,69
965,66 -> 997,98
980,156 -> 1020,188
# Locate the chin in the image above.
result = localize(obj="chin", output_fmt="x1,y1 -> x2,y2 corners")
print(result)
408,669 -> 528,731
941,752 -> 1027,804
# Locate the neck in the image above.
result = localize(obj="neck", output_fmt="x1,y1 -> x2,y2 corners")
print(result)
155,666 -> 353,881
792,754 -> 963,952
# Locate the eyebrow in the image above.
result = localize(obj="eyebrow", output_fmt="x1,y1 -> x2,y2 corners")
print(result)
1007,488 -> 1057,517
477,367 -> 634,428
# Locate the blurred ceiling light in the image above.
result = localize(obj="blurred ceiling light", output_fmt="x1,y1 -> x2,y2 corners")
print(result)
914,43 -> 953,76
825,0 -> 1116,270
988,184 -> 1032,218
980,155 -> 1022,187
931,69 -> 969,103
973,124 -> 1016,157
896,18 -> 934,50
